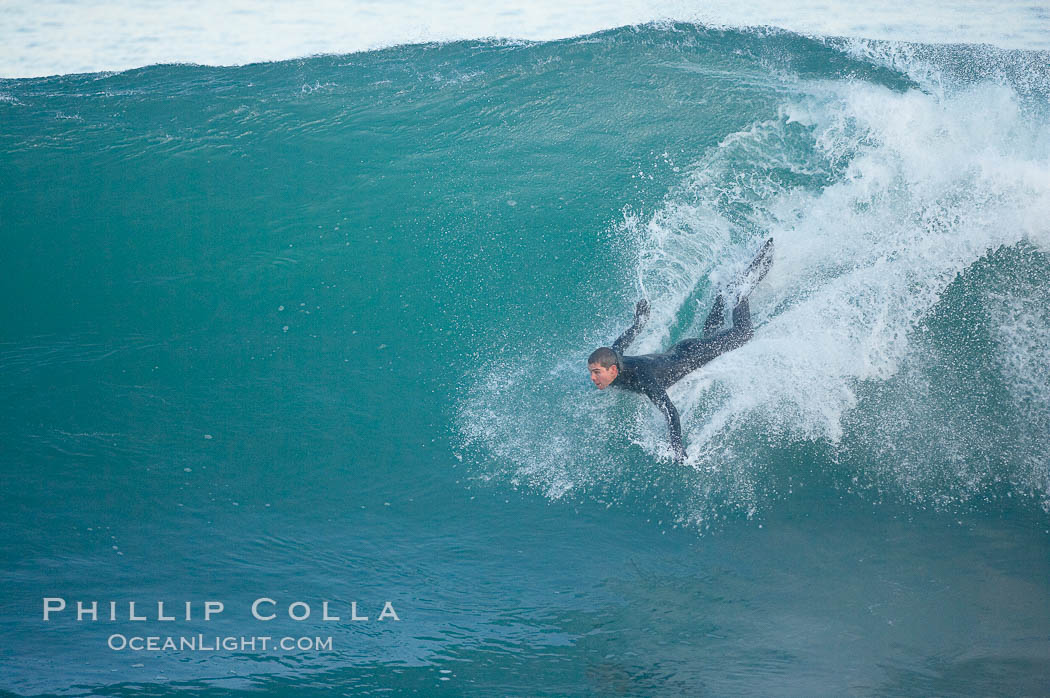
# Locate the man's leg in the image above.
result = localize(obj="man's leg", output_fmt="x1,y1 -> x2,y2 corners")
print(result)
662,292 -> 728,370
701,293 -> 726,339
730,297 -> 752,340
711,297 -> 753,352
663,297 -> 752,382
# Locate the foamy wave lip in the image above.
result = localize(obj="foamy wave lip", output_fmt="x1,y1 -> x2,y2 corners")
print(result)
669,78 -> 1049,499
458,52 -> 1050,521
2,0 -> 1049,78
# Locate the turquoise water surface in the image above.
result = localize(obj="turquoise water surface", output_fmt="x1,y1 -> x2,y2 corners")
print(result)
2,24 -> 1049,695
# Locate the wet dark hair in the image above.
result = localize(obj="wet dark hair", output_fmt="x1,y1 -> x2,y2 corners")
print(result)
587,347 -> 620,369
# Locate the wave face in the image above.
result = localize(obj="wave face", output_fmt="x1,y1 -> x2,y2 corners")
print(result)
1,23 -> 1049,695
450,28 -> 1050,527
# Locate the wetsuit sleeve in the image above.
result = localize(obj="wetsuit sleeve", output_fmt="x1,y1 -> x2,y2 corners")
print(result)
612,300 -> 650,353
646,388 -> 685,462
612,320 -> 642,354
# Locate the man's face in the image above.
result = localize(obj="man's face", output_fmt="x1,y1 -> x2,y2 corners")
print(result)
588,362 -> 618,389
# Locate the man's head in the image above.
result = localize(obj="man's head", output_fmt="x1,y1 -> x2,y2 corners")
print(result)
587,347 -> 620,389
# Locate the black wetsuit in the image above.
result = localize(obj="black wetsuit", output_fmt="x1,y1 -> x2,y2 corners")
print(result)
610,294 -> 754,460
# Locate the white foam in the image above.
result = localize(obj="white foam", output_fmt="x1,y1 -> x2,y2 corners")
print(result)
662,79 -> 1050,503
2,0 -> 1048,78
458,67 -> 1050,519
988,276 -> 1050,508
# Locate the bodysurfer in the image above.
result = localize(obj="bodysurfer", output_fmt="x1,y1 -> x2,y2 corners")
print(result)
587,239 -> 773,463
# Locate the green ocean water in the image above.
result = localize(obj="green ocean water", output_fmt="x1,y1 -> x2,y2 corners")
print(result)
1,24 -> 1049,696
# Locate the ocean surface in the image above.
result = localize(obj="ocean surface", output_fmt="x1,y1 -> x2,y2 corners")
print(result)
2,13 -> 1049,697
3,0 -> 1050,78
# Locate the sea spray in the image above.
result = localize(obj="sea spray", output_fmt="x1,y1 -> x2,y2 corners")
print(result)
455,28 -> 1050,526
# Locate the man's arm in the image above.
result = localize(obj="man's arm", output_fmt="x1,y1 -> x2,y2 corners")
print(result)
612,299 -> 651,354
646,387 -> 686,463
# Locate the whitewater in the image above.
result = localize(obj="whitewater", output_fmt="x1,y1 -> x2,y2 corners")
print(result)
457,32 -> 1050,527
